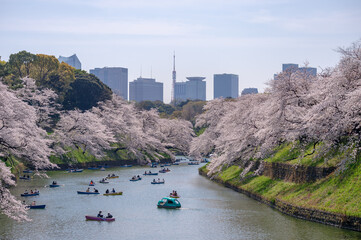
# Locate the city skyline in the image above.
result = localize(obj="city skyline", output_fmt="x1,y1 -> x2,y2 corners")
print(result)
1,0 -> 361,103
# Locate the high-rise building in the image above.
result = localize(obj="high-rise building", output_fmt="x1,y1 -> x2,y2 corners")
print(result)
174,77 -> 206,102
89,67 -> 128,100
58,54 -> 81,69
129,77 -> 163,102
213,73 -> 239,99
241,88 -> 258,96
275,63 -> 317,80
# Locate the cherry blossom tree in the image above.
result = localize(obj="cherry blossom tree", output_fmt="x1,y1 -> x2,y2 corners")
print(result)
192,40 -> 361,176
53,109 -> 115,159
0,81 -> 54,221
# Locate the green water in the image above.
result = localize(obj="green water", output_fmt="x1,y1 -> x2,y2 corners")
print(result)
1,164 -> 360,240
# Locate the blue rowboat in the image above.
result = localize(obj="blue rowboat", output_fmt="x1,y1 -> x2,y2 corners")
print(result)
23,170 -> 33,173
77,191 -> 100,195
88,167 -> 99,170
151,181 -> 165,184
143,173 -> 158,176
21,192 -> 39,197
19,177 -> 31,180
129,177 -> 142,181
121,165 -> 132,167
27,205 -> 46,209
49,184 -> 60,188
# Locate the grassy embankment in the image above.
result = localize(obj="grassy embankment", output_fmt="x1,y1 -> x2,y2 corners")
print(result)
200,141 -> 361,217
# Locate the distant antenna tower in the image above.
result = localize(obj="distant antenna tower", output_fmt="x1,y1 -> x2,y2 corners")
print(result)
171,52 -> 176,104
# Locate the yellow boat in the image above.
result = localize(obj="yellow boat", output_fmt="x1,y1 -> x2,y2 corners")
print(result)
103,191 -> 123,196
106,176 -> 119,179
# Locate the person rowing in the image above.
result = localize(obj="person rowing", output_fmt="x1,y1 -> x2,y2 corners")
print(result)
106,213 -> 113,218
97,211 -> 103,218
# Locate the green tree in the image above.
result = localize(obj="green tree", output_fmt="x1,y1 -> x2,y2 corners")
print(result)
8,50 -> 36,78
30,54 -> 59,84
62,70 -> 112,110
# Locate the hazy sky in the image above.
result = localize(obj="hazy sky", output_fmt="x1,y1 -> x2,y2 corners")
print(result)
1,0 -> 361,103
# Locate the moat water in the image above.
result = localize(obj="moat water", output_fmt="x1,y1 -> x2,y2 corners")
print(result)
1,164 -> 360,240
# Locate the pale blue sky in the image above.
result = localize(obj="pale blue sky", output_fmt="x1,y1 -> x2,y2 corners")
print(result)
1,0 -> 360,102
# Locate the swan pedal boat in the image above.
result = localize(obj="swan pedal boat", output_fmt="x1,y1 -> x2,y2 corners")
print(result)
85,216 -> 115,221
103,191 -> 123,196
157,197 -> 181,209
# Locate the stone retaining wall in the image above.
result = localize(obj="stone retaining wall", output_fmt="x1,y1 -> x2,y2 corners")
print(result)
262,162 -> 336,183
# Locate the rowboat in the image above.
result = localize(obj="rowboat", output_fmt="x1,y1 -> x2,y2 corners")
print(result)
23,170 -> 33,173
151,181 -> 165,184
27,205 -> 46,209
49,184 -> 60,188
85,216 -> 115,221
103,192 -> 123,196
129,177 -> 142,181
77,191 -> 99,195
106,176 -> 119,179
88,167 -> 99,170
169,194 -> 180,198
100,167 -> 105,171
188,161 -> 199,165
143,172 -> 158,176
21,192 -> 39,197
120,165 -> 132,167
19,177 -> 31,180
68,169 -> 83,173
99,180 -> 109,184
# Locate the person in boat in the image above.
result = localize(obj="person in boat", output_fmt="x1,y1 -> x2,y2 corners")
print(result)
30,190 -> 34,194
149,171 -> 151,174
97,211 -> 103,218
111,173 -> 115,177
162,179 -> 165,183
94,188 -> 99,193
108,174 -> 111,177
112,188 -> 115,193
34,189 -> 38,193
23,174 -> 26,178
27,175 -> 30,178
106,213 -> 113,218
153,179 -> 156,183
52,181 -> 57,185
105,189 -> 109,194
157,178 -> 160,182
31,201 -> 36,206
90,180 -> 94,185
144,171 -> 147,174
137,175 -> 140,178
86,187 -> 90,192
